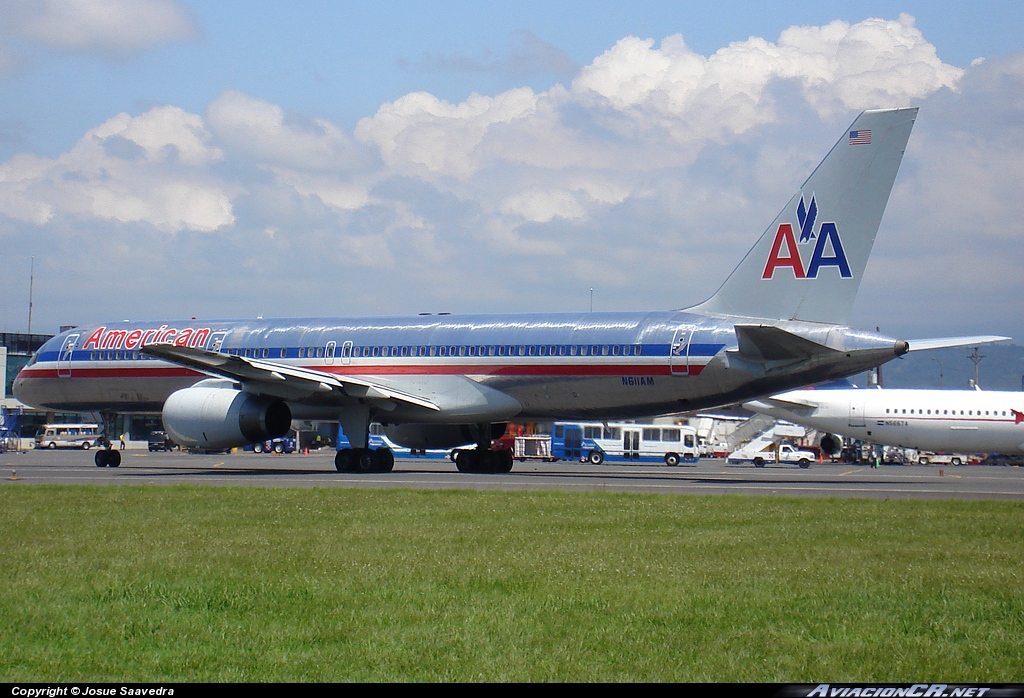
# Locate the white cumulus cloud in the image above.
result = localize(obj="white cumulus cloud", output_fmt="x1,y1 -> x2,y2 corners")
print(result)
207,90 -> 371,172
0,106 -> 233,232
355,88 -> 540,179
573,14 -> 963,144
6,0 -> 197,55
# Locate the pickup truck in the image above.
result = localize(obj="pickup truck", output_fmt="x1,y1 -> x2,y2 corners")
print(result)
727,443 -> 816,468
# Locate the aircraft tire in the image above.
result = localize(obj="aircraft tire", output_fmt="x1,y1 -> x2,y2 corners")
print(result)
334,448 -> 354,472
108,450 -> 121,468
455,450 -> 475,473
375,448 -> 394,473
355,448 -> 377,473
664,452 -> 680,467
588,450 -> 604,465
493,450 -> 513,473
95,450 -> 108,467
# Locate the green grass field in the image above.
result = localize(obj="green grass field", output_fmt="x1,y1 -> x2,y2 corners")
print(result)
1,485 -> 1021,682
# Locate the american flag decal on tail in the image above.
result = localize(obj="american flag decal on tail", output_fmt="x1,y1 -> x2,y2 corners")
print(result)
849,129 -> 871,145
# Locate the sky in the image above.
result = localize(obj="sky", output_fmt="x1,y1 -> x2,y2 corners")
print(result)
0,0 -> 1022,344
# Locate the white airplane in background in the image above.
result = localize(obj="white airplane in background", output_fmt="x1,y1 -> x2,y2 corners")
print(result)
745,382 -> 1024,457
14,107 -> 1006,473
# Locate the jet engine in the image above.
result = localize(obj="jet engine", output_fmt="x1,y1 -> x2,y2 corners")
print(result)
162,380 -> 291,450
818,433 -> 843,457
384,423 -> 507,450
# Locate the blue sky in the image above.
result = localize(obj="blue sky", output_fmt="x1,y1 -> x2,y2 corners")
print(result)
1,0 -> 1022,344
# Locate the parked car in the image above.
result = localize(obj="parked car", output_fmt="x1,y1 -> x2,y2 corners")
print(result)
727,443 -> 816,468
148,431 -> 176,452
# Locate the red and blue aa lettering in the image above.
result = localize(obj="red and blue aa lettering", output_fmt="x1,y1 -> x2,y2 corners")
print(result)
762,195 -> 852,279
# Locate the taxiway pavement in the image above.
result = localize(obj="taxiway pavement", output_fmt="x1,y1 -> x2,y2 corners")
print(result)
3,449 -> 1023,501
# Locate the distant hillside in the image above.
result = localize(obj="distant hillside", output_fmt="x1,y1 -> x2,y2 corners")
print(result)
854,343 -> 1024,391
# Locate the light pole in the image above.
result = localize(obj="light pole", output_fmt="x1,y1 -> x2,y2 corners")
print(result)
967,348 -> 984,389
931,357 -> 944,388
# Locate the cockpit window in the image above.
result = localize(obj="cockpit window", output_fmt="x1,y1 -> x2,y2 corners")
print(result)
26,351 -> 39,367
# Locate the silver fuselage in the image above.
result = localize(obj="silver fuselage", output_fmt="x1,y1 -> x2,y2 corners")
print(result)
14,310 -> 904,424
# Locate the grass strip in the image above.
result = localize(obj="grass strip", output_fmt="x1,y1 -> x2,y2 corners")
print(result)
1,486 -> 1021,681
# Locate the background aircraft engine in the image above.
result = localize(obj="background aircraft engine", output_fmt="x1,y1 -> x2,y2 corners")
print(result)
819,433 -> 843,457
384,423 -> 506,450
162,383 -> 291,450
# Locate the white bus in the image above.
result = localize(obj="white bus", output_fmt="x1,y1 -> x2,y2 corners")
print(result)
35,423 -> 102,450
552,421 -> 699,466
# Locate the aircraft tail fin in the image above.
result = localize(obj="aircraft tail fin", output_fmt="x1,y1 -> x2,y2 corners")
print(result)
689,107 -> 918,324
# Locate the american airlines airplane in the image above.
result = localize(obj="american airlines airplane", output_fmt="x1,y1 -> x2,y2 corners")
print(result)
12,107 -> 1003,473
745,384 -> 1024,457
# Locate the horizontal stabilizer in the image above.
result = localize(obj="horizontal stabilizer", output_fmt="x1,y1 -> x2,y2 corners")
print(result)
905,335 -> 1010,352
761,394 -> 822,409
733,325 -> 836,363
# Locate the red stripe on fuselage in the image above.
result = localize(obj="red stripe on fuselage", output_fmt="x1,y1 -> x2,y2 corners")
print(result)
19,361 -> 706,380
17,366 -> 203,379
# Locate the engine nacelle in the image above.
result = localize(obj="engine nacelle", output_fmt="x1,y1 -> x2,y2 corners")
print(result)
819,433 -> 843,457
384,423 -> 507,450
163,382 -> 291,450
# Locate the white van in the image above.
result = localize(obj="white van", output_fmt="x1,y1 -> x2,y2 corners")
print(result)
35,424 -> 102,450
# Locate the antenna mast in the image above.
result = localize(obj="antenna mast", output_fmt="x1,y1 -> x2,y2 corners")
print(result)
27,256 -> 34,334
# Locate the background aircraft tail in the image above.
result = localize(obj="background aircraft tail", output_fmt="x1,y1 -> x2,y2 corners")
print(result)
689,107 -> 918,324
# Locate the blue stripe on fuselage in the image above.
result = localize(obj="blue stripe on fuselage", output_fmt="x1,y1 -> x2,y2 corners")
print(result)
30,311 -> 729,367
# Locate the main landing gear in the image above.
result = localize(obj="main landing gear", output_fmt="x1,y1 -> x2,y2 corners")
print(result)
334,447 -> 395,473
94,449 -> 121,468
454,448 -> 513,474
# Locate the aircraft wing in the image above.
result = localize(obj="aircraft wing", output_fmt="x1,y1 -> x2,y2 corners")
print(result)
904,335 -> 1010,352
140,343 -> 441,411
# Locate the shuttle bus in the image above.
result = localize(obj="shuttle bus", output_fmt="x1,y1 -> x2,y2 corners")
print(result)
551,421 -> 699,465
35,423 -> 102,450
